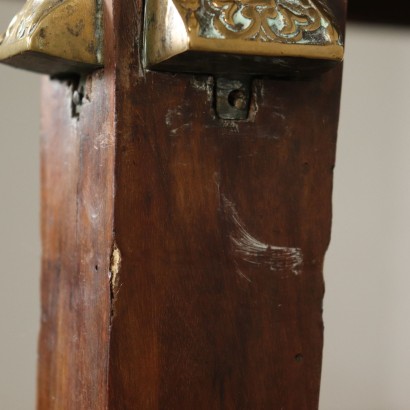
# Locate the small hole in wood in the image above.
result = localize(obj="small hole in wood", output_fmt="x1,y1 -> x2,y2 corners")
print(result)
228,89 -> 247,111
294,353 -> 303,363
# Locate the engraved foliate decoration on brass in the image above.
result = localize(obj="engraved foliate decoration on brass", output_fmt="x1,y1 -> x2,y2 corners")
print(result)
144,0 -> 344,75
177,0 -> 339,43
0,0 -> 103,76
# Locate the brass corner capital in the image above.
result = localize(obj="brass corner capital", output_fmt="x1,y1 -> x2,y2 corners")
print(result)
144,0 -> 344,76
0,0 -> 104,76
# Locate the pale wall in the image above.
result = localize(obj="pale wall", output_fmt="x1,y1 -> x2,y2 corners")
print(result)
321,24 -> 410,410
0,1 -> 409,407
0,2 -> 40,410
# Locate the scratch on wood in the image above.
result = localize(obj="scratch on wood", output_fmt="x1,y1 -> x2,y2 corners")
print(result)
170,123 -> 191,136
222,195 -> 303,279
221,120 -> 240,132
93,132 -> 114,150
109,242 -> 122,319
165,106 -> 183,127
190,76 -> 214,102
247,79 -> 262,123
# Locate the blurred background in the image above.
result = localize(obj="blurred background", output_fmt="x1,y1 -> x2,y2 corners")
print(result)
1,1 -> 409,408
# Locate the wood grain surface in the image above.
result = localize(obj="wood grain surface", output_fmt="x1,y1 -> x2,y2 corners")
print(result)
37,0 -> 346,408
37,2 -> 116,408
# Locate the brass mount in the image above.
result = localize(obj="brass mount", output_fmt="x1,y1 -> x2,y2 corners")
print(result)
144,0 -> 344,119
0,0 -> 103,76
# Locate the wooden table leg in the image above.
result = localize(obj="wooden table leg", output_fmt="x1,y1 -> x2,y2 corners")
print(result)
37,0 -> 346,408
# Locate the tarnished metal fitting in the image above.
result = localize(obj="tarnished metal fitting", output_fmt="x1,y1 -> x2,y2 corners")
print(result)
144,0 -> 344,76
0,0 -> 103,76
